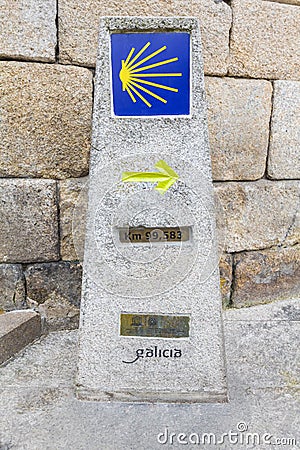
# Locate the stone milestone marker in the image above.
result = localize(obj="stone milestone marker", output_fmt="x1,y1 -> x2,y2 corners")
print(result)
77,17 -> 227,402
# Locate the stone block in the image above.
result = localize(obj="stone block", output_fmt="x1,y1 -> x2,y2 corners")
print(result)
224,297 -> 300,322
0,179 -> 59,263
0,0 -> 56,62
58,0 -> 232,75
0,265 -> 26,312
206,77 -> 272,180
0,311 -> 41,365
219,254 -> 233,308
77,17 -> 227,403
232,245 -> 300,308
268,81 -> 300,179
24,262 -> 82,331
0,62 -> 93,179
229,0 -> 300,80
59,178 -> 88,261
215,180 -> 300,253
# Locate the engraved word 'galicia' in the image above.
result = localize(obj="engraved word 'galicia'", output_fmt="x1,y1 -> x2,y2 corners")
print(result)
122,346 -> 182,364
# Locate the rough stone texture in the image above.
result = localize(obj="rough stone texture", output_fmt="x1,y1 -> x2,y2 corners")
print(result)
0,0 -> 56,62
24,262 -> 82,331
268,81 -> 300,179
78,18 -> 226,403
224,296 -> 300,321
215,180 -> 300,253
229,0 -> 300,80
206,77 -> 272,180
232,245 -> 300,308
59,178 -> 88,261
0,62 -> 93,179
0,299 -> 299,449
266,0 -> 300,5
58,0 -> 232,76
219,254 -> 233,307
0,265 -> 26,312
0,179 -> 59,263
0,310 -> 41,365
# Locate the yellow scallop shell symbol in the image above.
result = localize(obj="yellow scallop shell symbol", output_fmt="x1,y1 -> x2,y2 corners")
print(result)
119,42 -> 182,108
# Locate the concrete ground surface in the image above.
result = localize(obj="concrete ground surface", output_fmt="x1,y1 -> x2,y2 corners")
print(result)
0,298 -> 299,450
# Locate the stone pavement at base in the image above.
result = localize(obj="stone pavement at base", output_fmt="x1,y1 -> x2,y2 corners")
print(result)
0,299 -> 299,450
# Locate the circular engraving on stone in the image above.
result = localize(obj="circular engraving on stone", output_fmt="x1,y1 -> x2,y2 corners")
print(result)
72,153 -> 226,297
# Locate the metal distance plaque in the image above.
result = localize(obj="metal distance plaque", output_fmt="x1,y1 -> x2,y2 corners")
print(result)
120,313 -> 190,338
118,226 -> 191,244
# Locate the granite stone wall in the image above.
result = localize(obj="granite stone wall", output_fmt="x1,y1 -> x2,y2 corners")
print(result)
0,0 -> 299,330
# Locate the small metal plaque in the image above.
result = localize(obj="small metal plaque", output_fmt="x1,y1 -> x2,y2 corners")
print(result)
118,226 -> 191,243
120,314 -> 190,338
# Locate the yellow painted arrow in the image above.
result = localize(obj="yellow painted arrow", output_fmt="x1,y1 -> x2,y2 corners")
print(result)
122,160 -> 179,194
